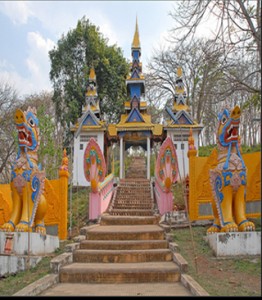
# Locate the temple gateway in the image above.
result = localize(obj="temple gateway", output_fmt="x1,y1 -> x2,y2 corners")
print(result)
71,19 -> 203,186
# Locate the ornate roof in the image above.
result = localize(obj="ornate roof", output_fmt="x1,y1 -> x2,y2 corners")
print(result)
108,18 -> 163,141
165,66 -> 203,132
70,67 -> 106,135
107,110 -> 163,138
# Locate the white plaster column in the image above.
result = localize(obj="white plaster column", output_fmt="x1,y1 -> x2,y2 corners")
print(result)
147,137 -> 150,179
120,136 -> 123,179
123,140 -> 126,179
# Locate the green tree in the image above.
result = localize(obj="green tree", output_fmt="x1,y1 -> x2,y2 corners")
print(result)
49,16 -> 129,133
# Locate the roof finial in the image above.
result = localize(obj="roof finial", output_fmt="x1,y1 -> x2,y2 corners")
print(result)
89,66 -> 96,81
132,15 -> 140,49
177,67 -> 182,78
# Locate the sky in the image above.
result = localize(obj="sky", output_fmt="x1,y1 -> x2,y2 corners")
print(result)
0,0 -> 179,98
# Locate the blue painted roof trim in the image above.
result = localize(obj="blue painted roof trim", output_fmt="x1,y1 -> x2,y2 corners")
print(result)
83,114 -> 98,126
126,108 -> 144,123
175,110 -> 194,125
75,109 -> 100,138
165,106 -> 177,123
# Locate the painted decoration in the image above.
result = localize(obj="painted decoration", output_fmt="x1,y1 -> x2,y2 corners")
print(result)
83,138 -> 106,192
0,107 -> 47,234
155,136 -> 179,192
207,105 -> 255,234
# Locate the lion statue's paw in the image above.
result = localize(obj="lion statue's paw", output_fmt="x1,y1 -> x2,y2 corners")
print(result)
15,222 -> 32,232
238,220 -> 255,232
0,222 -> 15,232
207,224 -> 221,234
35,224 -> 46,235
221,222 -> 238,233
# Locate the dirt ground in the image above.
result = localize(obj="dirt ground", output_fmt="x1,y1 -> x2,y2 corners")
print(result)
172,224 -> 261,296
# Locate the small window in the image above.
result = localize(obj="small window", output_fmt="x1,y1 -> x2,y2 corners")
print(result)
181,143 -> 184,150
80,144 -> 83,150
174,144 -> 177,149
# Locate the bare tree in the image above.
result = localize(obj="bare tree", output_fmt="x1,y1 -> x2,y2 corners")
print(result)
0,82 -> 22,183
146,36 -> 260,146
147,40 -> 227,120
145,1 -> 260,146
168,0 -> 261,100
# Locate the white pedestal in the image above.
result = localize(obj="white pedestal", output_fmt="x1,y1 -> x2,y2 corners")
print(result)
205,231 -> 261,257
0,232 -> 59,255
0,232 -> 60,277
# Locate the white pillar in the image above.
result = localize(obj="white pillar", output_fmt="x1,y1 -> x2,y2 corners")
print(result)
120,137 -> 123,179
123,141 -> 125,179
147,137 -> 150,179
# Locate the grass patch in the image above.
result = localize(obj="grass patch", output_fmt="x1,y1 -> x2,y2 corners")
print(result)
68,187 -> 90,237
172,181 -> 187,210
233,258 -> 261,276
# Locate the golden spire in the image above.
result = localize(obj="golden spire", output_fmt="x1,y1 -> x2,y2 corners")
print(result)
177,67 -> 182,78
132,16 -> 140,48
86,66 -> 97,98
89,67 -> 96,81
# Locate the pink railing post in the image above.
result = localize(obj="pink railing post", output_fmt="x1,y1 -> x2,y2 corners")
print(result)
154,137 -> 179,215
83,138 -> 114,220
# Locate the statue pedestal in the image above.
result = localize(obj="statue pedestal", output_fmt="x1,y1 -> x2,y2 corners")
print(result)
205,232 -> 261,257
0,232 -> 59,277
0,232 -> 59,255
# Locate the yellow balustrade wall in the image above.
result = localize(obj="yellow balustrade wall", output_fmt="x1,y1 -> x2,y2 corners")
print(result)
0,184 -> 12,226
0,156 -> 69,240
188,148 -> 261,221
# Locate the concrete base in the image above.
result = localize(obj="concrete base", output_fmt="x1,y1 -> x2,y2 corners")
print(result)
0,255 -> 42,277
0,232 -> 60,277
0,232 -> 59,255
205,231 -> 261,257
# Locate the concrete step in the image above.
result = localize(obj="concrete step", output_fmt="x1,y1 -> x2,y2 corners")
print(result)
118,188 -> 151,192
115,200 -> 152,203
126,174 -> 146,178
73,249 -> 172,263
109,209 -> 154,216
100,215 -> 159,225
59,262 -> 180,283
119,183 -> 150,187
112,205 -> 153,209
79,240 -> 168,250
119,181 -> 150,186
114,201 -> 152,205
114,198 -> 152,202
85,225 -> 165,240
116,195 -> 152,199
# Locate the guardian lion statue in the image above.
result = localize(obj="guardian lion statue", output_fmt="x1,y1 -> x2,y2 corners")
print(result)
0,107 -> 47,234
207,105 -> 255,234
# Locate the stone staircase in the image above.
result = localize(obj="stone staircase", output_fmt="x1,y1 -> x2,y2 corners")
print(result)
126,156 -> 146,178
108,178 -> 154,216
58,175 -> 183,285
59,222 -> 180,284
